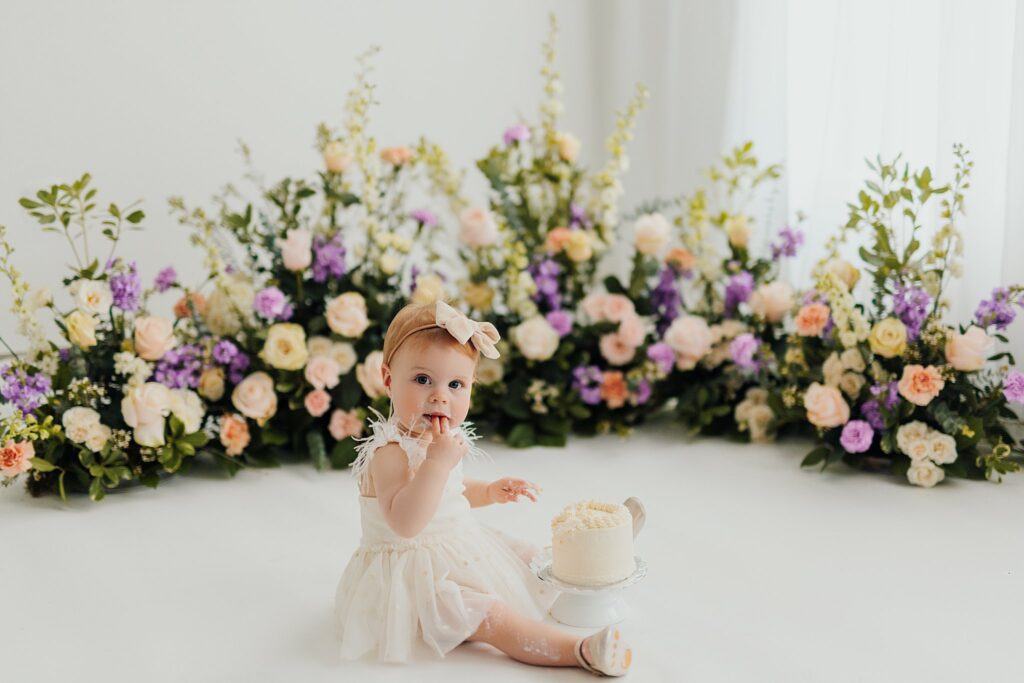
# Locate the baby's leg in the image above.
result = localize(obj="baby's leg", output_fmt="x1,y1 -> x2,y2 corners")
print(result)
466,600 -> 579,667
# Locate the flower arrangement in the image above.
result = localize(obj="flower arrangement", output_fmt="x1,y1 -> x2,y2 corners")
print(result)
169,48 -> 463,470
464,14 -> 649,447
0,175 -> 210,500
776,146 -> 1024,486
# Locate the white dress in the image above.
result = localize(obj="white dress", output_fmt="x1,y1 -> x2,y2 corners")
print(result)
335,412 -> 556,662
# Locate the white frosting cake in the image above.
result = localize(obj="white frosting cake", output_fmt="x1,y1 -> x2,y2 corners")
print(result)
551,500 -> 635,586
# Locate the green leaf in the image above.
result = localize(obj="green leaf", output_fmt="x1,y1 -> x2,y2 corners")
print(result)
30,458 -> 56,472
307,429 -> 328,471
506,424 -> 536,449
88,477 -> 106,501
801,446 -> 829,468
125,210 -> 145,224
329,438 -> 358,469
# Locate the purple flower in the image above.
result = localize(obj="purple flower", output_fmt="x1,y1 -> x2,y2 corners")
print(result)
860,400 -> 885,431
724,271 -> 754,316
870,380 -> 900,410
545,310 -> 573,337
154,267 -> 177,293
840,420 -> 874,453
212,340 -> 239,365
975,287 -> 1023,331
253,287 -> 294,322
729,333 -> 760,371
228,353 -> 250,385
312,234 -> 347,283
892,283 -> 931,342
646,342 -> 675,375
503,124 -> 531,146
1004,370 -> 1024,403
153,344 -> 205,389
410,209 -> 438,227
570,203 -> 590,229
109,261 -> 142,312
572,365 -> 603,406
770,226 -> 805,261
634,379 -> 652,405
651,267 -> 681,335
528,257 -> 562,312
0,364 -> 51,415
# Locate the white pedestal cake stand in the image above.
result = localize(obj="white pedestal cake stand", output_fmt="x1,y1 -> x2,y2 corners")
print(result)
530,547 -> 648,628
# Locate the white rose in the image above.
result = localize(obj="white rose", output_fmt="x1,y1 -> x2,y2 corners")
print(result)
927,433 -> 958,465
277,228 -> 313,272
476,356 -> 505,385
411,273 -> 445,305
203,275 -> 255,337
169,389 -> 205,434
750,282 -> 794,323
121,382 -> 172,447
896,421 -> 931,454
307,335 -> 333,358
944,326 -> 992,372
71,279 -> 112,315
379,253 -> 400,275
840,348 -> 866,373
85,423 -> 112,453
907,460 -> 945,488
323,140 -> 352,173
905,439 -> 932,462
825,258 -> 861,290
326,292 -> 370,339
663,315 -> 713,370
633,213 -> 671,256
823,352 -> 845,387
512,316 -> 560,361
838,372 -> 865,398
305,354 -> 342,390
62,407 -> 101,444
459,207 -> 500,248
331,342 -> 357,375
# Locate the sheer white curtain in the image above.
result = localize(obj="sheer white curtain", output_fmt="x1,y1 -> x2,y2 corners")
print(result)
724,0 -> 1023,355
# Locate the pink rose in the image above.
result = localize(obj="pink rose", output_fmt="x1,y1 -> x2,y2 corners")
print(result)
580,293 -> 636,323
326,292 -> 370,339
356,350 -> 387,399
944,326 -> 992,372
304,389 -> 332,417
329,409 -> 364,441
616,314 -> 646,347
794,303 -> 830,337
380,145 -> 413,165
458,207 -> 499,248
133,316 -> 176,361
231,372 -> 278,425
277,228 -> 313,272
750,282 -> 794,323
1,440 -> 35,479
545,226 -> 573,253
304,354 -> 342,390
898,364 -> 945,406
323,141 -> 352,173
804,382 -> 850,428
599,332 -> 638,366
663,315 -> 713,370
219,414 -> 251,457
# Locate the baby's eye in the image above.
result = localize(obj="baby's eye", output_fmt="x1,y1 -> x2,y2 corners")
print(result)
448,380 -> 463,390
414,375 -> 431,385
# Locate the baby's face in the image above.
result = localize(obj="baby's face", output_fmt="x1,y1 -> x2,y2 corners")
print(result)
383,343 -> 476,435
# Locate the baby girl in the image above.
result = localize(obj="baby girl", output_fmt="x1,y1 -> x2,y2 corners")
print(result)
335,301 -> 632,676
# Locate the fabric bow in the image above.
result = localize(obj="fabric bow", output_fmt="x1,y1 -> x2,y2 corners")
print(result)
435,301 -> 501,359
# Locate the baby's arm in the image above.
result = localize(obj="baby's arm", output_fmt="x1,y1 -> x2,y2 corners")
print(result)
370,420 -> 467,538
464,477 -> 540,507
463,478 -> 494,508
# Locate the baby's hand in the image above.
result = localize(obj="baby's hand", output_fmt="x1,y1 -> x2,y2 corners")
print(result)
421,416 -> 467,470
487,478 -> 541,504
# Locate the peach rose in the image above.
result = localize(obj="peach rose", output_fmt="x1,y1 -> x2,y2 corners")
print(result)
944,326 -> 992,372
304,389 -> 332,417
1,440 -> 35,479
277,228 -> 313,272
556,132 -> 581,163
329,408 -> 364,441
582,294 -> 636,323
795,303 -> 831,337
380,145 -> 413,166
231,372 -> 278,425
897,364 -> 945,406
121,382 -> 172,447
616,314 -> 646,347
664,315 -> 713,370
804,382 -> 850,428
750,282 -> 794,323
356,351 -> 387,399
599,333 -> 637,366
326,292 -> 370,339
665,247 -> 695,271
134,316 -> 176,361
545,226 -> 573,253
564,231 -> 593,262
323,140 -> 352,173
305,354 -> 342,390
459,207 -> 499,248
173,292 -> 207,319
600,371 -> 629,409
219,414 -> 250,457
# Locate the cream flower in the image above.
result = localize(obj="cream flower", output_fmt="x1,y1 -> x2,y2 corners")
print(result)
121,382 -> 172,447
664,315 -> 713,370
633,213 -> 671,256
198,367 -> 226,401
169,389 -> 205,434
323,141 -> 352,173
326,292 -> 370,339
840,348 -> 866,373
331,342 -> 358,375
62,407 -> 102,444
825,258 -> 861,291
803,382 -> 850,428
356,351 -> 387,399
277,228 -> 313,272
476,356 -> 504,385
868,318 -> 907,359
134,316 -> 177,361
927,433 -> 958,465
749,282 -> 794,323
231,372 -> 278,425
896,421 -> 931,454
411,273 -> 445,305
512,316 -> 560,361
724,214 -> 751,248
71,279 -> 112,315
565,230 -> 593,262
944,325 -> 992,372
305,354 -> 342,390
907,459 -> 945,488
261,323 -> 309,371
556,132 -> 580,163
459,207 -> 499,248
65,310 -> 98,349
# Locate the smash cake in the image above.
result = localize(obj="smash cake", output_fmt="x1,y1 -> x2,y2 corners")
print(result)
551,500 -> 636,586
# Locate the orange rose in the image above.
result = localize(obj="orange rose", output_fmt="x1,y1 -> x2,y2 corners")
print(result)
794,303 -> 831,337
219,414 -> 250,457
897,364 -> 945,406
600,371 -> 630,409
380,146 -> 413,166
1,440 -> 35,479
665,247 -> 694,271
173,292 -> 207,319
545,227 -> 573,253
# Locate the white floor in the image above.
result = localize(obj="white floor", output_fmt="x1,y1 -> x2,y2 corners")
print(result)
4,418 -> 1024,683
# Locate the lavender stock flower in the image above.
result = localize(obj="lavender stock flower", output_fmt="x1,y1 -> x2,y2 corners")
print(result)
725,271 -> 754,317
153,344 -> 205,389
503,124 -> 531,145
254,287 -> 294,322
975,287 -> 1024,331
729,333 -> 760,371
892,283 -> 930,342
573,365 -> 603,405
770,226 -> 805,261
545,310 -> 573,337
410,209 -> 438,227
1004,370 -> 1024,403
110,261 -> 142,312
529,257 -> 562,312
646,342 -> 675,375
312,234 -> 347,283
0,364 -> 51,415
651,267 -> 681,335
154,267 -> 177,293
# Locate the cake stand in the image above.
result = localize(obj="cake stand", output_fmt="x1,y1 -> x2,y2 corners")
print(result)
530,547 -> 648,628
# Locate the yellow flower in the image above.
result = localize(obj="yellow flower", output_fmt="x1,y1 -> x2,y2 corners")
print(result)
868,318 -> 908,359
65,310 -> 98,349
724,214 -> 751,248
556,132 -> 580,163
565,231 -> 593,262
261,323 -> 309,371
411,274 -> 445,306
462,281 -> 495,312
379,254 -> 399,275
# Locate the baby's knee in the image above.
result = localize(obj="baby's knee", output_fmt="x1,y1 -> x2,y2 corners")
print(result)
470,600 -> 509,639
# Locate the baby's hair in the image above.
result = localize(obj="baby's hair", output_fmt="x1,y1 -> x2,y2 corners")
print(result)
382,302 -> 480,368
